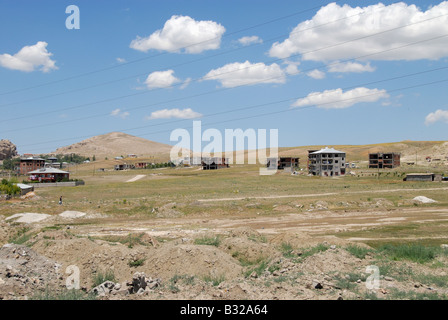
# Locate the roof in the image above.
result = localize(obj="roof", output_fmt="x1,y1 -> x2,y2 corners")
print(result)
20,157 -> 45,161
15,183 -> 34,189
310,147 -> 345,154
27,168 -> 69,174
406,173 -> 434,176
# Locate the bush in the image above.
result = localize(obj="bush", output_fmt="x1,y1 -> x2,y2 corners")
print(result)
194,236 -> 221,247
0,179 -> 20,196
346,244 -> 374,259
92,269 -> 116,287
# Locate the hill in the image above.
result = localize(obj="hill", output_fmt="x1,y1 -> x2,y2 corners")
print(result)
52,132 -> 173,159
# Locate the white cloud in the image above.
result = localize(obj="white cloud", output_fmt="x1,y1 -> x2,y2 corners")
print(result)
110,108 -> 130,119
130,15 -> 225,54
238,36 -> 263,46
307,69 -> 326,79
425,109 -> 448,125
146,108 -> 202,120
292,87 -> 389,109
144,70 -> 180,89
203,60 -> 286,88
269,2 -> 448,61
116,57 -> 126,63
180,77 -> 192,90
0,41 -> 57,72
328,61 -> 376,73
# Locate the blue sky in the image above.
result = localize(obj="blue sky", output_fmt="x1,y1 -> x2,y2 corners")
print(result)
1,0 -> 448,154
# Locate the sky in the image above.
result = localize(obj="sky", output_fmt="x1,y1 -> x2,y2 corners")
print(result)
1,0 -> 448,154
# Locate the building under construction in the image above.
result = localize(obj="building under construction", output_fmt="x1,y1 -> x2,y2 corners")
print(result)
201,157 -> 229,170
266,157 -> 299,170
308,147 -> 346,176
368,152 -> 401,169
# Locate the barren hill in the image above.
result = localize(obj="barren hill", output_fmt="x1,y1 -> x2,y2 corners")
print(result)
52,132 -> 173,159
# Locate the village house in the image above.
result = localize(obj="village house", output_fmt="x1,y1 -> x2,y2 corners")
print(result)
19,157 -> 45,175
308,147 -> 346,177
27,168 -> 70,183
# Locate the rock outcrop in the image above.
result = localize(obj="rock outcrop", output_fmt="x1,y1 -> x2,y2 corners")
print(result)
0,140 -> 18,160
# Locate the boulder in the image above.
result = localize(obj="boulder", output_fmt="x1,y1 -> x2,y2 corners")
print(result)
0,140 -> 18,160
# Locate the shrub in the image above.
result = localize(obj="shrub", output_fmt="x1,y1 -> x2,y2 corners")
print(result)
194,236 -> 221,247
92,269 -> 116,287
346,244 -> 374,259
128,259 -> 145,267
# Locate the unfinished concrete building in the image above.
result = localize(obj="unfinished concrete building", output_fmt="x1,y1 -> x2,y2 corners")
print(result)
201,157 -> 229,170
308,147 -> 346,177
266,157 -> 299,170
369,152 -> 400,169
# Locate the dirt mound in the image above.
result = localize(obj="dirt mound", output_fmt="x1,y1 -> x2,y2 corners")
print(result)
140,243 -> 243,280
155,203 -> 184,218
0,244 -> 62,299
300,247 -> 370,275
5,213 -> 51,224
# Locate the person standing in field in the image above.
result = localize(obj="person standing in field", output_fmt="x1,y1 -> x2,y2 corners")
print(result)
59,196 -> 63,205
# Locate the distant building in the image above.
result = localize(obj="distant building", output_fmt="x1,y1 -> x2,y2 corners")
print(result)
369,152 -> 400,169
308,147 -> 346,177
201,157 -> 229,170
404,173 -> 433,182
114,164 -> 132,170
20,157 -> 45,175
134,162 -> 149,169
27,168 -> 70,182
267,157 -> 299,170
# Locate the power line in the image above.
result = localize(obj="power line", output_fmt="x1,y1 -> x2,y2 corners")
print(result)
0,2 -> 388,109
0,1 -> 329,96
18,75 -> 448,151
2,32 -> 447,130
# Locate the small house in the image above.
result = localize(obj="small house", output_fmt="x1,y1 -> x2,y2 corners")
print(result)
27,168 -> 70,183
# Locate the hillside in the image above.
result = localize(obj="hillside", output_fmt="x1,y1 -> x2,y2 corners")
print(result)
52,132 -> 173,159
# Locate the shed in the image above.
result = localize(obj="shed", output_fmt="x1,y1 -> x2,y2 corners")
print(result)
404,173 -> 435,182
15,183 -> 34,196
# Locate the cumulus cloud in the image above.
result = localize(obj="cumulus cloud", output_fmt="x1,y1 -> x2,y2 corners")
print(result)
116,57 -> 126,63
238,36 -> 263,46
328,61 -> 376,73
292,87 -> 389,109
0,41 -> 57,72
145,70 -> 180,89
130,15 -> 225,54
146,108 -> 202,120
307,69 -> 326,79
425,109 -> 448,125
269,2 -> 448,61
110,109 -> 130,119
203,60 -> 286,88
